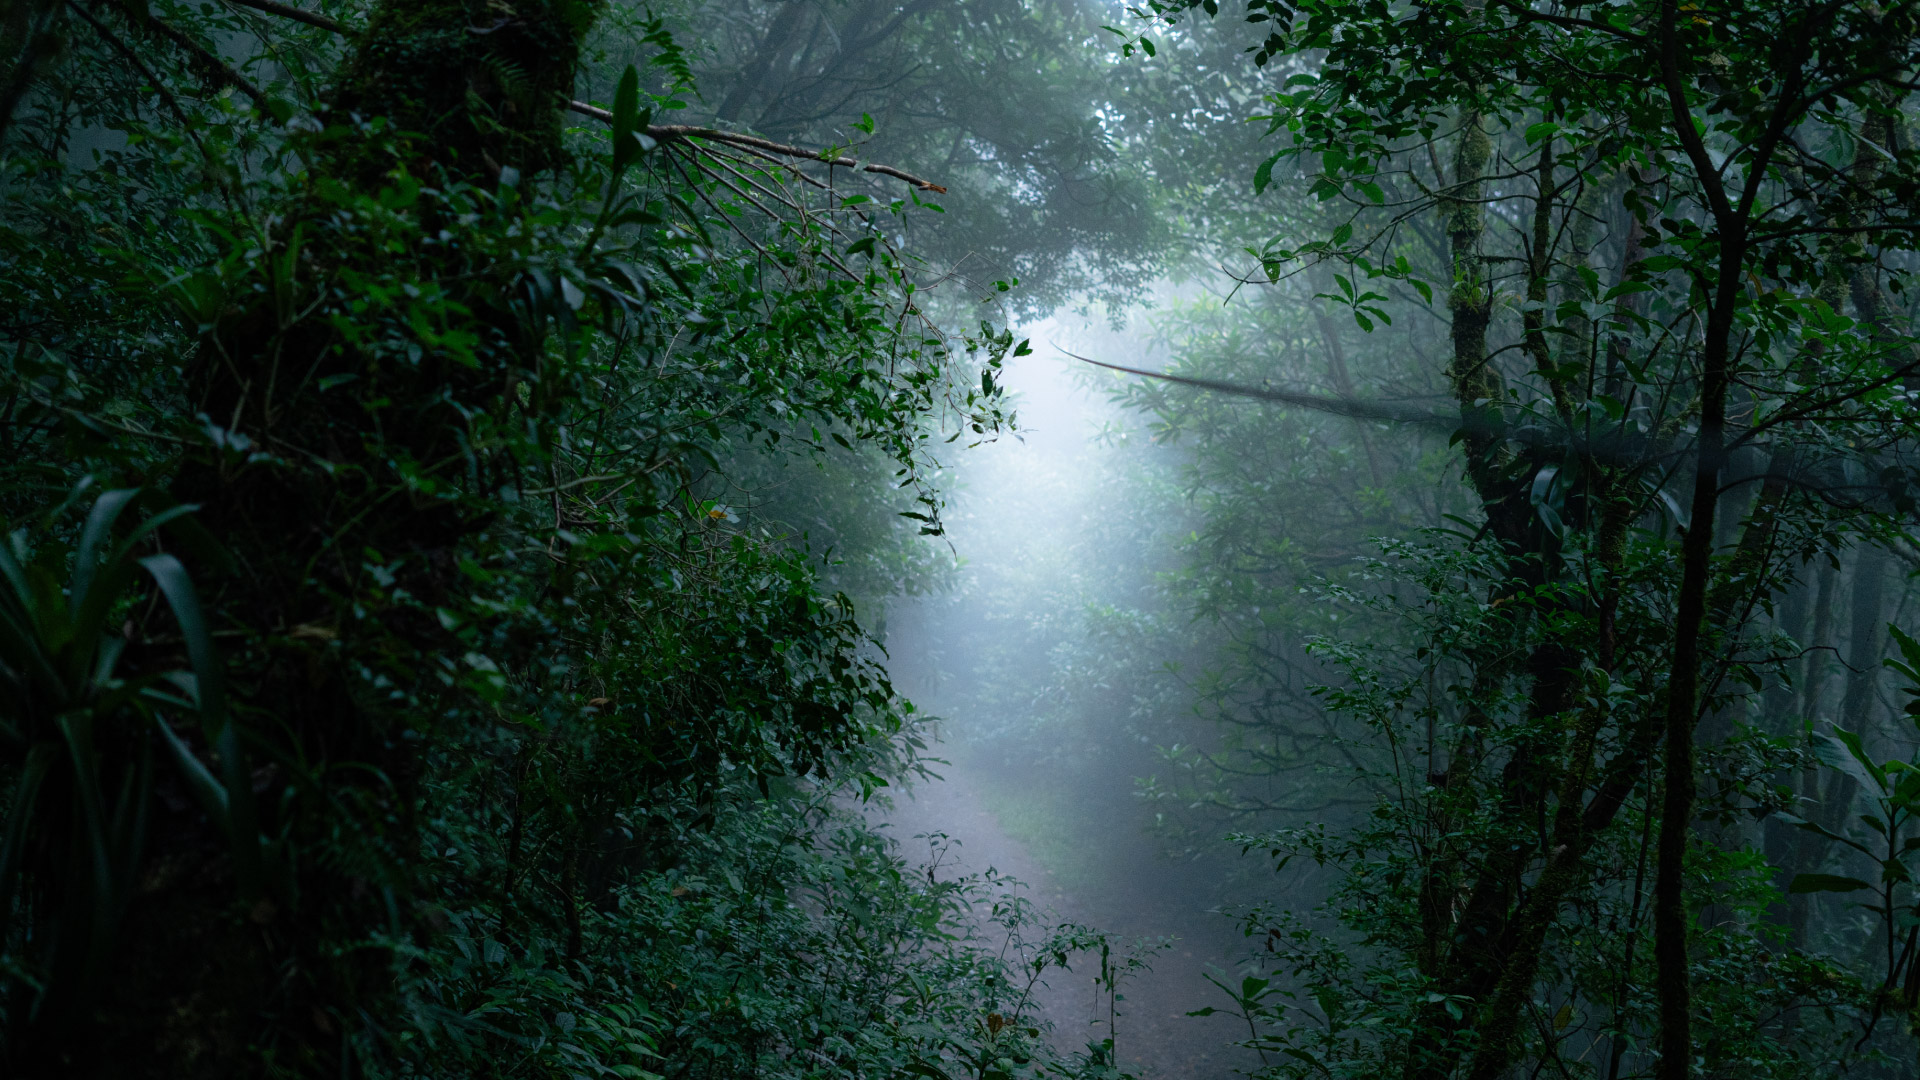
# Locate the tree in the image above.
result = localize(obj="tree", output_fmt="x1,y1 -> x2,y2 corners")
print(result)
1112,0 -> 1920,1075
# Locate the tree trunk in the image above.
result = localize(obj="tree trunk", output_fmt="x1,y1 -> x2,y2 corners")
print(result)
117,3 -> 609,1075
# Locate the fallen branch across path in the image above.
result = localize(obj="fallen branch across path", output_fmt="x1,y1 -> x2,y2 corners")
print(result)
1064,348 -> 1452,427
1061,347 -> 1804,474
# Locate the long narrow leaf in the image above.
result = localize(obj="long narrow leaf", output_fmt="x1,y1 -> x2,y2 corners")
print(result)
103,503 -> 200,578
611,65 -> 641,173
141,555 -> 263,895
70,489 -> 139,618
153,713 -> 229,822
55,711 -> 120,986
139,554 -> 224,730
1773,811 -> 1875,856
0,530 -> 36,615
108,727 -> 154,908
1789,873 -> 1873,894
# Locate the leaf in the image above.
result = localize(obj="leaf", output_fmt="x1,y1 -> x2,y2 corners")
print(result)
1529,464 -> 1561,507
71,488 -> 139,617
1602,280 -> 1653,302
1253,152 -> 1282,196
1772,811 -> 1871,855
1889,623 -> 1920,672
1788,873 -> 1873,894
153,714 -> 228,822
1815,729 -> 1887,794
1654,486 -> 1690,529
141,554 -> 264,898
140,554 -> 223,730
612,65 -> 641,172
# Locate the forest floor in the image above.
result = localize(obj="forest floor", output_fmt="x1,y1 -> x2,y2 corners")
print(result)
876,760 -> 1264,1080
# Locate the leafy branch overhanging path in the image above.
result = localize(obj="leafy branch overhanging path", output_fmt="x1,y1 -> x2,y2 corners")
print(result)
219,0 -> 947,193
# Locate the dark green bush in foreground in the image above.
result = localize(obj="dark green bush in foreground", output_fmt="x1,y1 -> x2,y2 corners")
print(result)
0,3 -> 1123,1077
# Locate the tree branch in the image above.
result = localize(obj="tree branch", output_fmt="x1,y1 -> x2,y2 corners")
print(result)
125,3 -> 272,114
219,0 -> 345,35
1488,0 -> 1648,42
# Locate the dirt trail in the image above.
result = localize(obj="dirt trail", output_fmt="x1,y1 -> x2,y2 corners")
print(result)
864,337 -> 1272,1078
876,764 -> 1262,1080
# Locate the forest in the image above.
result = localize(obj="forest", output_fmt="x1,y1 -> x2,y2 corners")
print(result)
4,0 -> 1920,1078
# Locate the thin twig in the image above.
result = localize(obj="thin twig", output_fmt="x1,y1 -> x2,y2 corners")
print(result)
700,140 -> 830,189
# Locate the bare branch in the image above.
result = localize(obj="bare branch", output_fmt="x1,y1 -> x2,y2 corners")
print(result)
220,0 -> 346,34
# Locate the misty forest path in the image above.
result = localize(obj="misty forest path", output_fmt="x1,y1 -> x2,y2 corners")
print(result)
877,760 -> 1261,1080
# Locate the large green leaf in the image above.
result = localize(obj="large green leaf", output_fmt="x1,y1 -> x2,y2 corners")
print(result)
1815,729 -> 1888,795
1788,873 -> 1874,895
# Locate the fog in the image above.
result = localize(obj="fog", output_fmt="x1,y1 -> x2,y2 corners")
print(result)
877,309 -> 1268,1079
11,1 -> 1920,1077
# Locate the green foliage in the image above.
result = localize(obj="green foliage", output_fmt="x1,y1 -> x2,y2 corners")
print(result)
1196,540 -> 1873,1079
0,4 -> 1132,1078
622,0 -> 1238,314
1082,0 -> 1920,1073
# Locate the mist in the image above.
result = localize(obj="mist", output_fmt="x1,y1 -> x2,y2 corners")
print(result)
8,1 -> 1920,1078
880,311 -> 1253,1076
